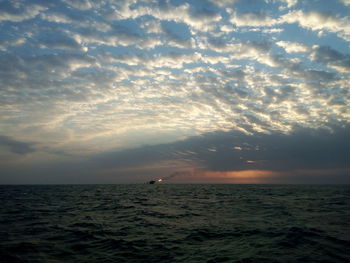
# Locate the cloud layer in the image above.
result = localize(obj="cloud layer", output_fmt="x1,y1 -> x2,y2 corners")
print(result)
0,0 -> 349,183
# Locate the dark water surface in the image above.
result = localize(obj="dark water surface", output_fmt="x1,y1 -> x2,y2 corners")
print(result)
1,185 -> 350,263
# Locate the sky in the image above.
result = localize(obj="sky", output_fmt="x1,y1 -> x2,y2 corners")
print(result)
0,0 -> 349,184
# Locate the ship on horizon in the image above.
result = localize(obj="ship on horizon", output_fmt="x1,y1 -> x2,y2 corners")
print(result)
148,179 -> 162,184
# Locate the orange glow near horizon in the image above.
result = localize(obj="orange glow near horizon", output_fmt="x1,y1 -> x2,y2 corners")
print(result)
199,170 -> 281,184
97,164 -> 350,184
189,168 -> 350,184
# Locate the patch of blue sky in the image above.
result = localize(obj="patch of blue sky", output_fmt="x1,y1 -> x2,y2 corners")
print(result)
111,19 -> 145,35
233,0 -> 281,15
302,0 -> 349,15
161,20 -> 192,39
283,27 -> 349,56
277,23 -> 314,41
231,29 -> 273,43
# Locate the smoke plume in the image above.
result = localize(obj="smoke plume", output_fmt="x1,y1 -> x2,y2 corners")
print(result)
160,171 -> 192,181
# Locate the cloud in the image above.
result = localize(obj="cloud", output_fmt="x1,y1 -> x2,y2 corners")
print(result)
340,0 -> 350,6
229,10 -> 279,27
1,36 -> 347,158
276,41 -> 309,53
45,124 -> 350,183
2,123 -> 350,184
228,8 -> 350,41
310,45 -> 350,73
102,51 -> 202,69
40,10 -> 112,33
0,37 -> 26,51
282,10 -> 350,40
262,28 -> 284,34
0,135 -> 35,155
0,53 -> 96,91
140,18 -> 162,34
60,0 -> 95,10
35,31 -> 87,51
0,0 -> 349,184
71,22 -> 161,49
280,0 -> 298,8
170,124 -> 349,173
208,0 -> 237,8
0,2 -> 46,22
109,1 -> 221,32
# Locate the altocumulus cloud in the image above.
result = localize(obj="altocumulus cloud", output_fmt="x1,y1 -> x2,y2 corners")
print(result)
0,0 -> 349,183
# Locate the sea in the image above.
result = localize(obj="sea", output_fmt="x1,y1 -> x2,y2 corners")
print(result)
0,184 -> 349,263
